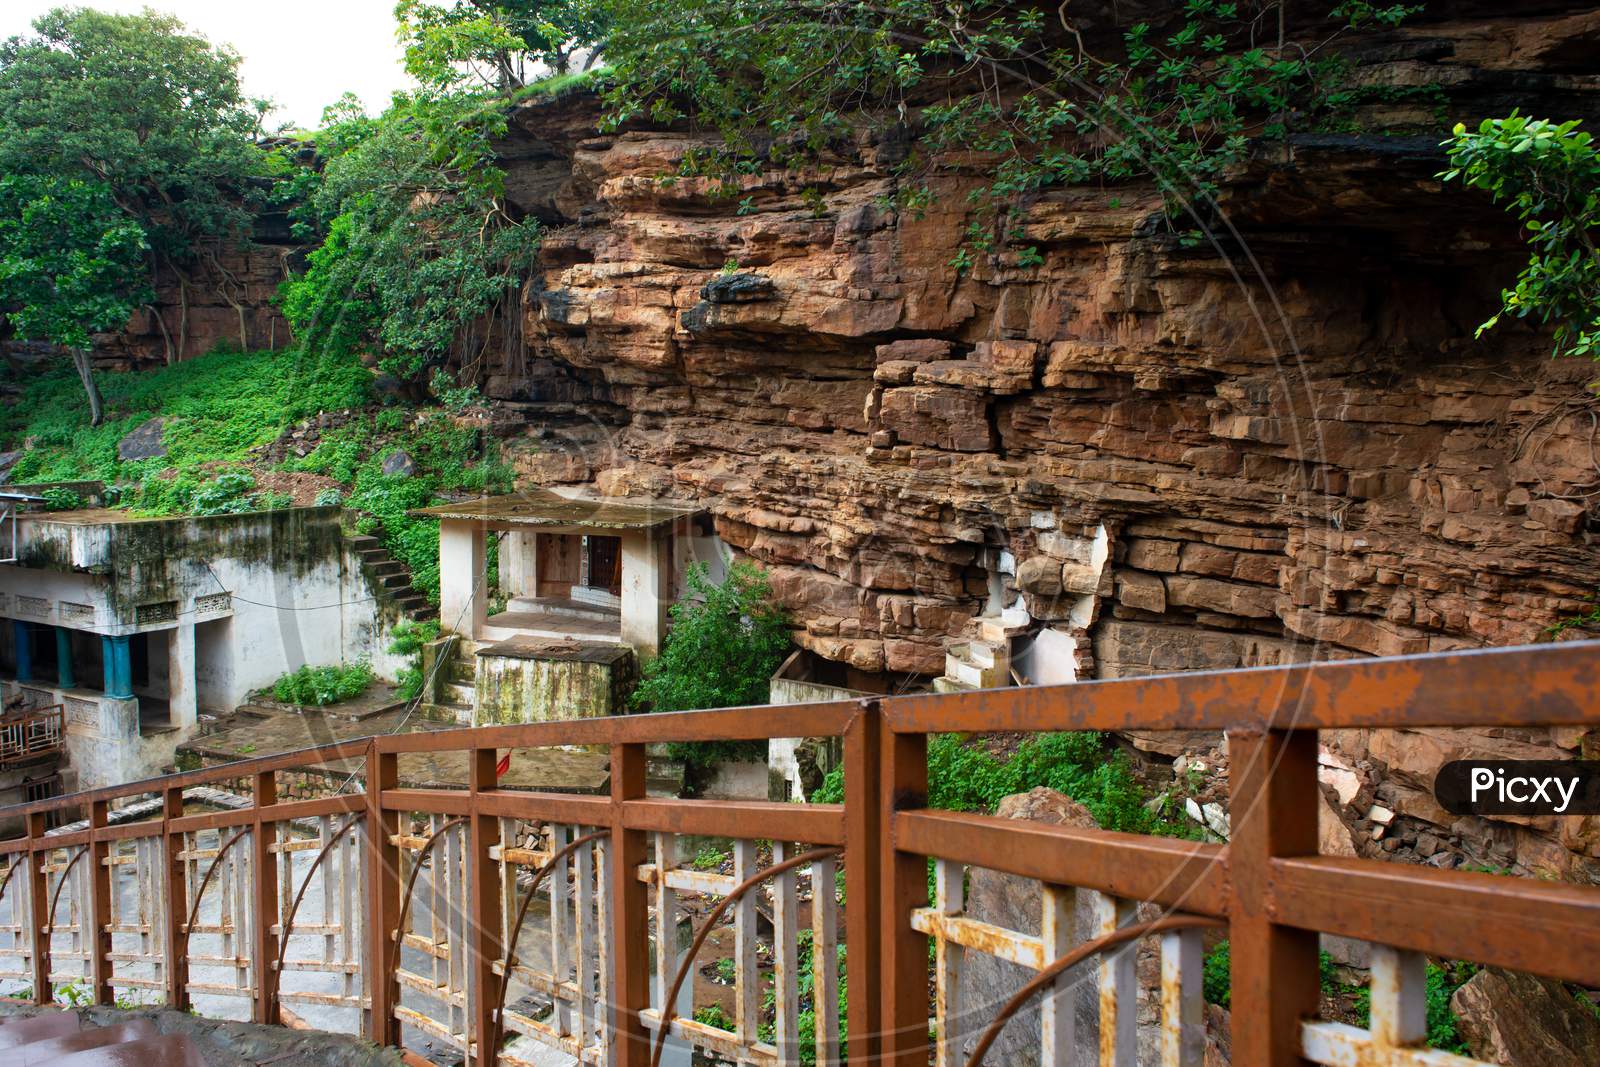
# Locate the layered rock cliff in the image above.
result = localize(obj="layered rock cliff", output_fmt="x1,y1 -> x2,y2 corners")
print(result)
473,3 -> 1600,877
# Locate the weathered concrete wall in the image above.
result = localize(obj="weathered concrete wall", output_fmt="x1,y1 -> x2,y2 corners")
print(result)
473,642 -> 636,725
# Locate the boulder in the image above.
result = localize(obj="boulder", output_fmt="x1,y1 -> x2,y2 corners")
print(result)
956,789 -> 1101,1067
1451,967 -> 1600,1067
382,449 -> 417,476
117,417 -> 167,461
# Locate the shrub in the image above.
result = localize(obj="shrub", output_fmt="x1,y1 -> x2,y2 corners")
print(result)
272,662 -> 373,706
39,487 -> 82,511
388,619 -> 441,701
631,560 -> 791,713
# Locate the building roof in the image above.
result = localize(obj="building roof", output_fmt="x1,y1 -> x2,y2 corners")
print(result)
410,490 -> 699,532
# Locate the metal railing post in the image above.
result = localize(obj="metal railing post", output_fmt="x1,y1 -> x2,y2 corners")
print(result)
469,747 -> 503,1065
88,799 -> 112,1003
26,810 -> 49,1005
163,786 -> 189,1010
842,700 -> 883,1066
366,744 -> 401,1046
879,718 -> 929,1067
251,770 -> 280,1025
1228,728 -> 1320,1067
608,741 -> 649,1067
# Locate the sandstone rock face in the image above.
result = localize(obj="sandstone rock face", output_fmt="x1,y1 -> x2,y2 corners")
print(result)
1452,968 -> 1600,1067
481,9 -> 1600,692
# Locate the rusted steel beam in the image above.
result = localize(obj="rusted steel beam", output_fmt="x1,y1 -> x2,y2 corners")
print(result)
621,798 -> 845,845
895,810 -> 1229,916
466,790 -> 610,826
468,748 -> 503,1065
25,811 -> 49,1006
162,787 -> 189,1012
170,793 -> 364,836
378,787 -> 473,816
374,700 -> 857,754
0,739 -> 372,822
880,724 -> 929,1067
609,743 -> 650,1067
88,799 -> 113,1004
251,771 -> 280,1026
842,704 -> 883,1067
881,641 -> 1600,735
366,745 -> 401,1047
1270,855 -> 1600,988
1227,729 -> 1320,1067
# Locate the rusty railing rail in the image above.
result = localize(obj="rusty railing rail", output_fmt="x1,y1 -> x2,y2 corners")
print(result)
0,641 -> 1588,1067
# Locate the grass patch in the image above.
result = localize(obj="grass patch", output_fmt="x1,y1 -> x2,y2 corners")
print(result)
271,661 -> 373,706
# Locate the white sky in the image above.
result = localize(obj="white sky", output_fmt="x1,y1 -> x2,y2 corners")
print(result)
2,1 -> 414,129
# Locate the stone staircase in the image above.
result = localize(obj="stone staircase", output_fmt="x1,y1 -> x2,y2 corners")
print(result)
419,633 -> 475,725
347,532 -> 437,622
934,615 -> 1025,693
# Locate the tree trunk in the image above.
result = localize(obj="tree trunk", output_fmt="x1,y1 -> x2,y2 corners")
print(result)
71,348 -> 104,427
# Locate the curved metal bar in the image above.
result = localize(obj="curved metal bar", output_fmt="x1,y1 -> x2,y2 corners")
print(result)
0,852 -> 26,907
964,914 -> 1226,1067
489,829 -> 609,1058
43,844 -> 88,934
177,826 -> 252,965
649,847 -> 843,1067
390,816 -> 467,954
268,816 -> 363,1007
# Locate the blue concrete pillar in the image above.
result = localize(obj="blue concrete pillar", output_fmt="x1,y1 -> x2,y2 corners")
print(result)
101,635 -> 133,699
12,622 -> 31,683
54,627 -> 74,690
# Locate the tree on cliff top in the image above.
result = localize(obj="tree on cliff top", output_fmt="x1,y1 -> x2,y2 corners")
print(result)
0,7 -> 269,417
0,8 -> 268,262
596,0 -> 1417,266
396,0 -> 607,89
0,176 -> 150,425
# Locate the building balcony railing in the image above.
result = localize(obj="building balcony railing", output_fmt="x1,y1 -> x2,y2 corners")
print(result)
0,642 -> 1592,1067
0,704 -> 63,767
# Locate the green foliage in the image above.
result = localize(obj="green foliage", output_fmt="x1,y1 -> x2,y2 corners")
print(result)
272,661 -> 374,705
1202,941 -> 1474,1053
389,619 -> 442,701
39,487 -> 83,511
632,561 -> 793,713
0,346 -> 370,492
0,8 -> 267,263
693,1003 -> 735,1031
1202,939 -> 1231,1007
759,930 -> 847,1064
397,0 -> 607,87
598,0 -> 1417,252
430,368 -> 485,412
1443,113 -> 1600,359
815,732 -> 1193,838
278,90 -> 540,385
0,175 -> 149,351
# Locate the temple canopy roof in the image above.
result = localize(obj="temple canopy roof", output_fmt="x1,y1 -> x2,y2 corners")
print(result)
409,490 -> 698,534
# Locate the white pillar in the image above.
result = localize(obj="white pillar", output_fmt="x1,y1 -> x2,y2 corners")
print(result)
498,530 -> 538,599
167,622 -> 198,730
620,529 -> 671,658
439,518 -> 487,639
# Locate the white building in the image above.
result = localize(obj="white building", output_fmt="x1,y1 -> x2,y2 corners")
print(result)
0,499 -> 404,790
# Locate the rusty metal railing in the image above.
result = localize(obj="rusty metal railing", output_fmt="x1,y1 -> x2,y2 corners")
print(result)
0,642 -> 1589,1067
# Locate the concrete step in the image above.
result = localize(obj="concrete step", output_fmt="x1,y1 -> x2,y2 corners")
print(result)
348,535 -> 382,551
932,675 -> 977,694
379,572 -> 412,589
444,681 -> 474,705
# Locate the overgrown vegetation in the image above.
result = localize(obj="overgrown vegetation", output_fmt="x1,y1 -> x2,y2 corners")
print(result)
271,661 -> 374,706
389,619 -> 443,701
1443,113 -> 1599,361
812,732 -> 1196,838
1201,941 -> 1474,1053
599,0 -> 1419,267
631,561 -> 792,787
